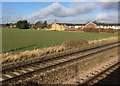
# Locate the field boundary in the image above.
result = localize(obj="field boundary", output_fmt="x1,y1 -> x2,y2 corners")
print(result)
2,44 -> 36,53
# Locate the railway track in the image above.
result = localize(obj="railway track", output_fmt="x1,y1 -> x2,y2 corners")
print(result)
80,61 -> 120,86
1,41 -> 120,85
93,63 -> 120,85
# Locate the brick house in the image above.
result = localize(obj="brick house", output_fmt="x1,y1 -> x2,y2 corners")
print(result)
84,22 -> 97,29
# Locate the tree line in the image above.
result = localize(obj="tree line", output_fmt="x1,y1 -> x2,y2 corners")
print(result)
16,20 -> 48,29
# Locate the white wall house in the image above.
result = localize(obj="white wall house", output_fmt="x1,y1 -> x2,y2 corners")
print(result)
96,25 -> 119,29
75,26 -> 79,28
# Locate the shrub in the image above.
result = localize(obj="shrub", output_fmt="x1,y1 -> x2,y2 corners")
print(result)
83,28 -> 99,33
104,28 -> 117,33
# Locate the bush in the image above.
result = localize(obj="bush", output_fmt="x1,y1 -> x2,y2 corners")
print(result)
63,39 -> 88,49
83,28 -> 117,33
83,28 -> 99,33
104,28 -> 117,33
34,20 -> 48,29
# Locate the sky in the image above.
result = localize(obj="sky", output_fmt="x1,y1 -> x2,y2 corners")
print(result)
1,1 -> 119,24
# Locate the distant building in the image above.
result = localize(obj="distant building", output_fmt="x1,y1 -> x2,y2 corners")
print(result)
10,24 -> 16,28
1,23 -> 17,28
49,22 -> 119,31
85,22 -> 97,29
50,23 -> 66,31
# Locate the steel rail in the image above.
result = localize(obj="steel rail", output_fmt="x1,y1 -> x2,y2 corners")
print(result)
80,62 -> 120,86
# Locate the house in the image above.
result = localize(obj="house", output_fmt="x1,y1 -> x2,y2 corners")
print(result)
1,23 -> 17,28
84,22 -> 97,29
50,23 -> 65,31
10,24 -> 16,28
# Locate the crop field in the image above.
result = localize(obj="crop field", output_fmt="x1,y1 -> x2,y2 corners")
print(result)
2,29 -> 119,53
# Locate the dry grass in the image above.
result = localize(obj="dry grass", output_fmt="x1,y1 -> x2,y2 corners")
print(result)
62,39 -> 88,49
88,37 -> 118,44
1,45 -> 66,64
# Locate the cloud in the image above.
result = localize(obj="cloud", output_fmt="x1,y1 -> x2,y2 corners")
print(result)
25,2 -> 96,22
54,15 -> 88,23
96,13 -> 118,23
97,2 -> 118,11
2,16 -> 23,23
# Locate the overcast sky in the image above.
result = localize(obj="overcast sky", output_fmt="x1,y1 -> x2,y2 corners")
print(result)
2,1 -> 119,24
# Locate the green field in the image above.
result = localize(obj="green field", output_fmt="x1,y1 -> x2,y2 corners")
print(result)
2,29 -> 119,53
